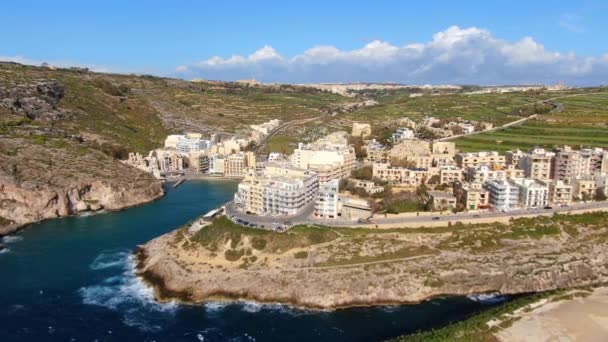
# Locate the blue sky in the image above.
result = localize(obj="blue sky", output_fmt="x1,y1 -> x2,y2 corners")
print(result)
1,0 -> 607,84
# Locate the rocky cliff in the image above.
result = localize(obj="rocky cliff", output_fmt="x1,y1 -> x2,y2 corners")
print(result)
0,136 -> 164,235
136,214 -> 608,309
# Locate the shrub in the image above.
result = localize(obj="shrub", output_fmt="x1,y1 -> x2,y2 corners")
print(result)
224,249 -> 244,262
251,237 -> 267,250
294,251 -> 309,259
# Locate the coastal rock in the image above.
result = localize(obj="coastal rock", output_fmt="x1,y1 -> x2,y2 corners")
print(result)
136,215 -> 608,310
0,137 -> 164,235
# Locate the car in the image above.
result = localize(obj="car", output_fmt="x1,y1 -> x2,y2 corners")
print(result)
432,217 -> 440,221
543,206 -> 553,210
473,214 -> 481,218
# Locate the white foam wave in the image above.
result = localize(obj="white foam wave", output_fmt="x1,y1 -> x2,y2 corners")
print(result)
89,251 -> 130,270
204,301 -> 229,312
468,293 -> 507,304
237,300 -> 311,316
0,247 -> 9,254
79,251 -> 177,332
2,235 -> 23,244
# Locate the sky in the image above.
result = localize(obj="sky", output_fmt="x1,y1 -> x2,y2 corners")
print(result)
1,0 -> 607,85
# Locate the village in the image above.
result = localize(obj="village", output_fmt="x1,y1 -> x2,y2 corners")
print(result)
123,116 -> 608,229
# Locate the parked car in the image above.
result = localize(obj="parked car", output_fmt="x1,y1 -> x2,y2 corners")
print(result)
432,217 -> 440,221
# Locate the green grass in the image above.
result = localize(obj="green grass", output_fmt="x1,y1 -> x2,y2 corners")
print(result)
191,217 -> 338,253
454,91 -> 608,152
386,199 -> 425,214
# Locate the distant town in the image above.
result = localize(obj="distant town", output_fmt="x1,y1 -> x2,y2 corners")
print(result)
124,114 -> 608,229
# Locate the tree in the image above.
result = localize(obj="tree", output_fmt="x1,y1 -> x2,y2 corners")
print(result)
351,165 -> 373,180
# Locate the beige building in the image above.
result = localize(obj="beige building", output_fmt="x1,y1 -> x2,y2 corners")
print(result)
572,176 -> 596,200
352,122 -> 372,138
456,182 -> 489,210
372,163 -> 428,186
505,149 -> 526,166
517,148 -> 554,181
439,165 -> 462,185
455,151 -> 506,169
427,191 -> 457,211
546,180 -> 573,205
389,140 -> 455,169
224,153 -> 248,177
350,179 -> 384,194
292,133 -> 356,183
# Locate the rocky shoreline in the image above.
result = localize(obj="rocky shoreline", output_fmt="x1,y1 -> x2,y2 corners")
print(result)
134,213 -> 608,310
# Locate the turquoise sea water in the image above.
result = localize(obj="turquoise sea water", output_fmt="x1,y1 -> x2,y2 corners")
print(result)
0,180 -> 505,341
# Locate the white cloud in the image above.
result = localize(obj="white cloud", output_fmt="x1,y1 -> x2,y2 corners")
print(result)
176,26 -> 608,85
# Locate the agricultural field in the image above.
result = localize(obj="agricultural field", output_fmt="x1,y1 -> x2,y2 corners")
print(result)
454,90 -> 608,152
324,89 -> 558,132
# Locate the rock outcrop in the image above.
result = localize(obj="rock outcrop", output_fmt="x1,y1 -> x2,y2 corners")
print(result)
0,137 -> 164,235
0,79 -> 66,121
136,214 -> 608,310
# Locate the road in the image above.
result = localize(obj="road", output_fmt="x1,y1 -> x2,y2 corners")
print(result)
254,115 -> 325,153
310,201 -> 608,228
224,199 -> 608,230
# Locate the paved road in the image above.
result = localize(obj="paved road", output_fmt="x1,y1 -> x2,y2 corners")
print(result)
254,115 -> 325,153
224,199 -> 608,230
311,201 -> 608,227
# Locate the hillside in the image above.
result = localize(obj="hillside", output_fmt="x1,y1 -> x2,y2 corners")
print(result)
0,62 -> 351,234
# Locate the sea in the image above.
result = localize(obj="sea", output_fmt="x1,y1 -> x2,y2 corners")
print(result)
0,180 -> 507,341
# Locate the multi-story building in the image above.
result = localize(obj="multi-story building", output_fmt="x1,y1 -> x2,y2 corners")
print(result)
389,141 -> 455,169
391,127 -> 415,142
189,152 -> 210,173
455,151 -> 506,169
427,191 -> 457,211
505,149 -> 527,166
372,163 -> 428,186
291,133 -> 356,182
552,146 -> 580,181
484,179 -> 520,211
224,153 -> 248,177
512,178 -> 549,208
439,165 -> 462,185
455,182 -> 489,210
350,179 -> 384,194
466,164 -> 507,183
572,176 -> 597,200
209,155 -> 226,175
234,164 -> 319,216
546,180 -> 573,205
314,179 -> 340,218
517,148 -> 554,181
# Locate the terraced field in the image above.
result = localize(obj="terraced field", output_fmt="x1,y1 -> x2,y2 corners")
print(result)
454,91 -> 608,152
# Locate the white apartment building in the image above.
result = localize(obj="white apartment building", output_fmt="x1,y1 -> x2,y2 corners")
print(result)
234,164 -> 319,216
391,127 -> 415,142
512,178 -> 549,208
484,179 -> 520,211
291,134 -> 356,183
209,155 -> 226,175
314,179 -> 340,218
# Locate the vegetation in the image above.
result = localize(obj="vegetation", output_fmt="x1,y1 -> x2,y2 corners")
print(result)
391,291 -> 563,342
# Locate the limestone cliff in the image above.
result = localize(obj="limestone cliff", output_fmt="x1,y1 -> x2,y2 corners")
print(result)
136,214 -> 608,309
0,137 -> 163,235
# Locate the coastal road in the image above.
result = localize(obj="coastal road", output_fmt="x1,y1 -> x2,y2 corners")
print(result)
224,199 -> 608,230
310,201 -> 608,228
